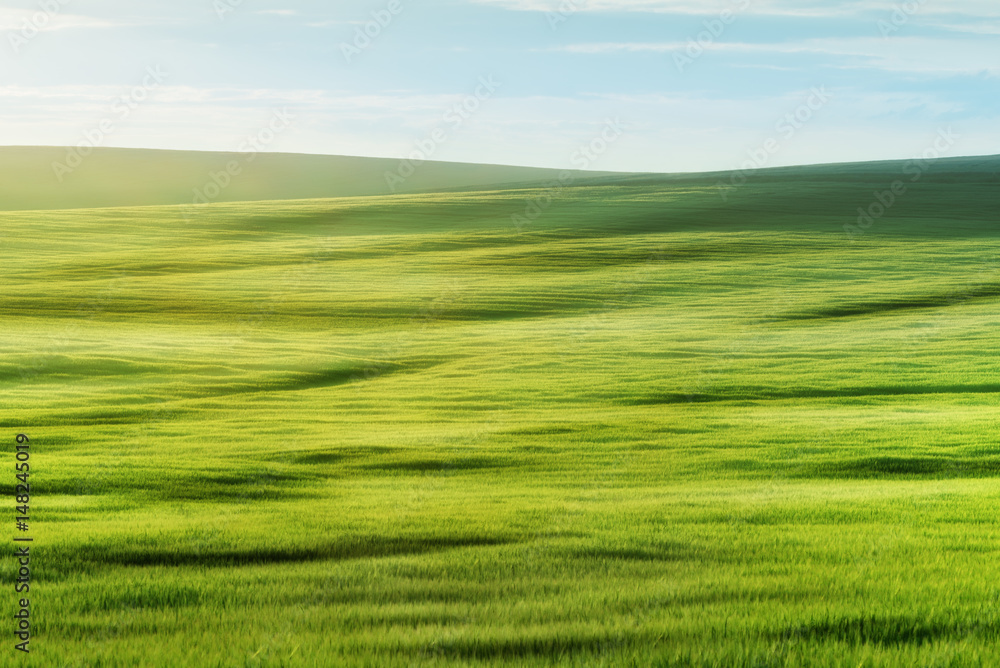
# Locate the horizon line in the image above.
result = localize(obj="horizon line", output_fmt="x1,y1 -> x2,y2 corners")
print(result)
2,144 -> 998,180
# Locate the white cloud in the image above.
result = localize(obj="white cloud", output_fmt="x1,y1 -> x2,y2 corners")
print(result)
0,8 -> 126,31
469,0 -> 827,16
1,83 -> 991,174
470,0 -> 1000,18
552,36 -> 1000,76
935,21 -> 1000,35
305,20 -> 364,27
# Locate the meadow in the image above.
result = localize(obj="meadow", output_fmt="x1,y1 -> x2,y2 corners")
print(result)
2,154 -> 1000,666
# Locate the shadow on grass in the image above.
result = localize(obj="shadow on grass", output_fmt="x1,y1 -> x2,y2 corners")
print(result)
287,445 -> 400,466
420,631 -> 630,661
629,384 -> 1000,405
362,456 -> 508,474
781,284 -> 1000,321
778,614 -> 995,644
798,455 -> 1000,479
186,357 -> 454,399
57,534 -> 521,570
28,469 -> 322,502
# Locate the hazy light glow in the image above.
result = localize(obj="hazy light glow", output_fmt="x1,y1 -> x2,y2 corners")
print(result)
1,0 -> 996,172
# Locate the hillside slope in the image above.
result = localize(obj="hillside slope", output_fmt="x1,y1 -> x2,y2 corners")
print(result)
4,155 -> 1000,665
0,146 -> 626,212
2,146 -> 996,215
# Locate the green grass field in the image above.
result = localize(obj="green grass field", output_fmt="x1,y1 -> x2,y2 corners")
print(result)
3,152 -> 1000,666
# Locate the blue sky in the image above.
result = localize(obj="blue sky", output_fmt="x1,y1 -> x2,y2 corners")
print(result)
1,0 -> 997,172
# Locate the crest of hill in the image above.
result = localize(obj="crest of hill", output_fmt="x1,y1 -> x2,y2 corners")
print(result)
0,146 -> 625,212
0,146 -> 998,212
579,154 -> 1000,188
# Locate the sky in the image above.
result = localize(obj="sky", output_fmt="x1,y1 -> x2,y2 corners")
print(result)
1,0 -> 997,173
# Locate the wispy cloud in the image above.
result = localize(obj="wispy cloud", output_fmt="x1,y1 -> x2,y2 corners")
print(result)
305,20 -> 364,28
471,0 -> 1000,18
1,0 -> 996,172
935,21 -> 1000,35
552,37 -> 1000,77
254,9 -> 299,17
0,8 -> 127,31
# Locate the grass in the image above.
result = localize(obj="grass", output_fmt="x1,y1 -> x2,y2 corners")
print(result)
2,153 -> 1000,666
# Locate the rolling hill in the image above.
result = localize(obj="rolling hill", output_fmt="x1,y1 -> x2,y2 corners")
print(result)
4,150 -> 1000,665
0,146 -> 626,212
